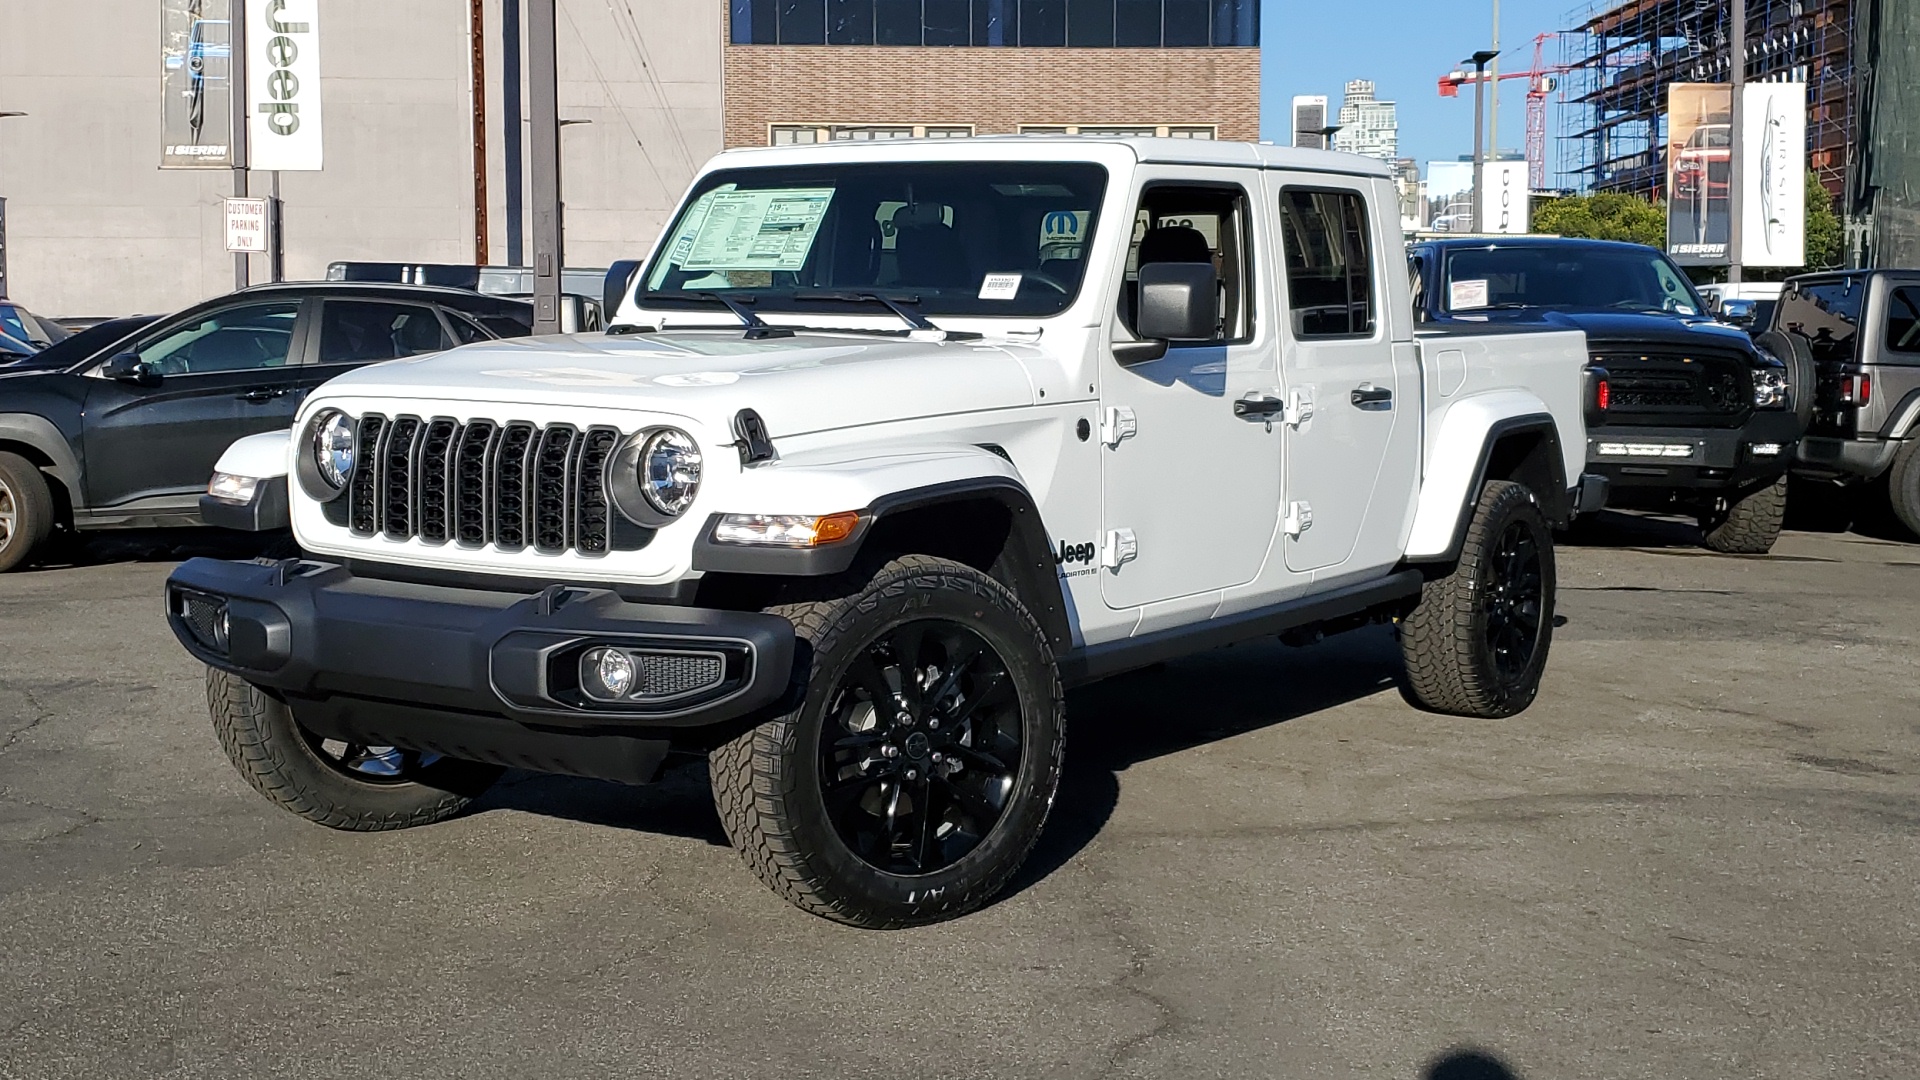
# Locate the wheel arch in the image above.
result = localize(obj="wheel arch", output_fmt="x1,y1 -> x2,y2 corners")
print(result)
1404,401 -> 1571,568
0,414 -> 83,523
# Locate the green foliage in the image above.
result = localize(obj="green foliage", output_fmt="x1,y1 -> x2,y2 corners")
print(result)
1804,169 -> 1845,271
1532,192 -> 1668,248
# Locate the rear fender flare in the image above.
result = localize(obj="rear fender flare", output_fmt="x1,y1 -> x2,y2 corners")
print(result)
1404,392 -> 1570,564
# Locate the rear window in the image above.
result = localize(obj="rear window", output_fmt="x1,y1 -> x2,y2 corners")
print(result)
1885,287 -> 1920,354
1775,278 -> 1864,364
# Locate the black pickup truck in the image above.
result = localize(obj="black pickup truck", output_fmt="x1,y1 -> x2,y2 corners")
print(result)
1409,237 -> 1810,553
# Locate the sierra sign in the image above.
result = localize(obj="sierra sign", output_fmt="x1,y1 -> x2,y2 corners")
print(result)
246,0 -> 323,171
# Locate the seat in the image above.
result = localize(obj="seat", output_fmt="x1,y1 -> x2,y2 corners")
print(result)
1137,225 -> 1213,267
894,221 -> 973,290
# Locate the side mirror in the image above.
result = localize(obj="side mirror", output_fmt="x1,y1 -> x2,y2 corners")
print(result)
101,352 -> 157,384
1135,262 -> 1218,344
604,259 -> 644,324
1719,298 -> 1757,328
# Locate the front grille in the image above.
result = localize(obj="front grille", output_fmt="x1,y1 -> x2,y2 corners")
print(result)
345,414 -> 623,556
1592,350 -> 1751,428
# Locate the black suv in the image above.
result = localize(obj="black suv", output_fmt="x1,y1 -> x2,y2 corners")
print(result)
1410,237 -> 1810,553
0,282 -> 532,572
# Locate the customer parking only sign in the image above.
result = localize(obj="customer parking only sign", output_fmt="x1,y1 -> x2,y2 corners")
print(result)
224,197 -> 269,252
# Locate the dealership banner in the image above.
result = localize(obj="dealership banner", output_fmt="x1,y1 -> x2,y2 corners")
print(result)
1667,83 -> 1732,265
160,0 -> 236,168
246,0 -> 323,170
1478,160 -> 1531,235
1742,82 -> 1807,268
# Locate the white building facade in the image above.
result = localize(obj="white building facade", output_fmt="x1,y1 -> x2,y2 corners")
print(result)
1331,80 -> 1398,163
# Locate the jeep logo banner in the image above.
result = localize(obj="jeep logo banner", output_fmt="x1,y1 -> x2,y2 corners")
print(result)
245,0 -> 323,171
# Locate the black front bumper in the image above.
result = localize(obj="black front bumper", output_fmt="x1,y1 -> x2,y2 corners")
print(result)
1587,411 -> 1800,498
165,558 -> 797,784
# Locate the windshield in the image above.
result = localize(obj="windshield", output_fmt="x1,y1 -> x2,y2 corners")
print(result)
0,304 -> 71,347
639,161 -> 1109,318
1442,245 -> 1704,316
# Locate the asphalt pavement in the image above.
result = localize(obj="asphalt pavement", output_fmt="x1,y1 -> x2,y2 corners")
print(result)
2,516 -> 1916,1079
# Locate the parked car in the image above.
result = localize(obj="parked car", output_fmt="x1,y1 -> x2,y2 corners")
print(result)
325,262 -> 609,332
0,300 -> 72,348
171,137 -> 1597,927
0,315 -> 159,371
1409,236 -> 1809,553
1768,270 -> 1920,537
0,331 -> 38,366
0,282 -> 532,572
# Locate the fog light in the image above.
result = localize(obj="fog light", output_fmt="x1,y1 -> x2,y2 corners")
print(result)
214,609 -> 231,652
1750,443 -> 1783,457
583,648 -> 638,699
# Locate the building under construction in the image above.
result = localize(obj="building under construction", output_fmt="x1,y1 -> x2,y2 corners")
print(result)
1556,0 -> 1858,199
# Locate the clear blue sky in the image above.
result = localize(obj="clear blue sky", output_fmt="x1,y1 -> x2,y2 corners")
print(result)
1260,0 -> 1585,173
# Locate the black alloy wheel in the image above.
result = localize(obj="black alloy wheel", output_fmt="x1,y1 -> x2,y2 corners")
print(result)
1480,518 -> 1546,688
817,620 -> 1025,876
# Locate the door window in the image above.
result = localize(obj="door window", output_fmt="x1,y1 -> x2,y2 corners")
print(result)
131,302 -> 300,375
1884,287 -> 1920,354
1278,189 -> 1375,338
1117,185 -> 1254,343
317,301 -> 454,364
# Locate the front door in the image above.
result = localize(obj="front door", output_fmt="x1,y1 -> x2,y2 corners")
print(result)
1272,180 -> 1418,576
83,299 -> 309,509
1099,173 -> 1282,611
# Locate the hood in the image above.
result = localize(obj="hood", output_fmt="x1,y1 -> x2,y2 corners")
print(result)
1441,309 -> 1759,356
311,330 -> 1041,437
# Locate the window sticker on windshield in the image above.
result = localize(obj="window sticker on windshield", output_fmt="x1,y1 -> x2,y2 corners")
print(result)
979,273 -> 1024,300
1039,210 -> 1091,260
1450,279 -> 1490,310
680,187 -> 835,272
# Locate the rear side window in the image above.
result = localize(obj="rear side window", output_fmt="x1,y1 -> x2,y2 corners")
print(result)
317,301 -> 453,364
1279,189 -> 1375,338
1775,278 -> 1863,365
1884,287 -> 1920,354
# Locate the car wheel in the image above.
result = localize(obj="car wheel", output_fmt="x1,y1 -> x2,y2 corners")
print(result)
207,668 -> 504,830
709,555 -> 1065,928
1887,438 -> 1920,541
1699,476 -> 1787,554
1400,480 -> 1556,719
0,451 -> 55,574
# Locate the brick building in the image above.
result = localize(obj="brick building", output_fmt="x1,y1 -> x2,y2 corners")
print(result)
721,0 -> 1260,147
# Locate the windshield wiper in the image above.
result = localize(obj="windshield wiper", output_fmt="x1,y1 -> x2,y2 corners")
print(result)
791,291 -> 982,341
644,291 -> 794,340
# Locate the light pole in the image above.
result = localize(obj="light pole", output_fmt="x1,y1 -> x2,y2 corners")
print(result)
528,0 -> 563,334
1728,0 -> 1747,285
0,112 -> 24,299
1465,51 -> 1499,233
1297,123 -> 1343,151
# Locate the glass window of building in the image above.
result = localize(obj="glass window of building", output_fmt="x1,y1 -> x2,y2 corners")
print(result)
771,124 -> 973,144
1016,124 -> 1214,138
731,0 -> 1257,46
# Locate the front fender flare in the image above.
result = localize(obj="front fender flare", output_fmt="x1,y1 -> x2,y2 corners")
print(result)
1404,392 -> 1569,564
214,429 -> 294,480
0,413 -> 82,494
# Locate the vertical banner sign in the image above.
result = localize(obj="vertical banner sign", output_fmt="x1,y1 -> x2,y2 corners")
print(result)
1666,83 -> 1733,265
1742,82 -> 1808,268
246,0 -> 323,171
1478,160 -> 1532,235
160,0 -> 236,168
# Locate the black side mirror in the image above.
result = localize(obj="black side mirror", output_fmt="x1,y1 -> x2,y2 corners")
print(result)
101,352 -> 157,385
604,259 -> 644,325
1135,261 -> 1218,343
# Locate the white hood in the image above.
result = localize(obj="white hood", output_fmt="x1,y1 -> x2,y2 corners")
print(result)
313,331 -> 1042,436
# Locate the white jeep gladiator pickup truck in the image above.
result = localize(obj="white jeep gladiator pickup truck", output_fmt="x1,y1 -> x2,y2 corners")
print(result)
168,138 -> 1599,927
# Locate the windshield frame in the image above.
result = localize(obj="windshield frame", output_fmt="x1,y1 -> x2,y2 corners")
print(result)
634,159 -> 1113,322
1437,243 -> 1707,317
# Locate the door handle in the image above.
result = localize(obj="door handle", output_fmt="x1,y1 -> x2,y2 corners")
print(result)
1350,384 -> 1393,410
1233,394 -> 1286,420
239,387 -> 282,403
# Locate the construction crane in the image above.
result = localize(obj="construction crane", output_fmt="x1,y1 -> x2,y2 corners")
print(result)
1440,33 -> 1566,190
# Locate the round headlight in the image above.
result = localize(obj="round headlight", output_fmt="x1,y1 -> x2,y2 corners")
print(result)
640,429 -> 702,517
313,411 -> 357,491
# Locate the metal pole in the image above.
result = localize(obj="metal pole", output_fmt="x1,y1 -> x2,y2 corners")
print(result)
504,0 -> 525,267
528,0 -> 562,333
270,170 -> 284,282
231,0 -> 250,290
470,0 -> 490,266
1489,0 -> 1501,161
1473,63 -> 1488,234
1728,0 -> 1746,285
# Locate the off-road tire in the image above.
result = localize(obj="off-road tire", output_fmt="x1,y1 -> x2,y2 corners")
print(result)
0,451 -> 55,574
207,668 -> 504,830
1699,476 -> 1787,554
1886,438 -> 1920,541
1400,480 -> 1556,719
710,555 -> 1065,928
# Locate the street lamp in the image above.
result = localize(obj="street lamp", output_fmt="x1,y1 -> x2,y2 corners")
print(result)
1464,50 -> 1500,233
1296,123 -> 1343,151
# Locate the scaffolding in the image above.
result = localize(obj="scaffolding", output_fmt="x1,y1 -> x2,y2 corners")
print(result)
1555,0 -> 1857,199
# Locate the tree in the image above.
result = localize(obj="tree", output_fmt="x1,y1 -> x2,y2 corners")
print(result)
1532,191 -> 1668,247
1804,169 -> 1845,271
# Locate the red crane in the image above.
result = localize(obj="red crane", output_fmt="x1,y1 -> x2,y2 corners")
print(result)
1439,33 -> 1566,190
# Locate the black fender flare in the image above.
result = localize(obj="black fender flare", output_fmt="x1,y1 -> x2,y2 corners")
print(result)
1406,414 -> 1569,568
0,413 -> 82,496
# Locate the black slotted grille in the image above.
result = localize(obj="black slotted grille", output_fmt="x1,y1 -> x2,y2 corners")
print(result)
344,414 -> 623,557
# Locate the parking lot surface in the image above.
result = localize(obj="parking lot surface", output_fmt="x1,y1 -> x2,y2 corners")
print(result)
2,519 -> 1916,1080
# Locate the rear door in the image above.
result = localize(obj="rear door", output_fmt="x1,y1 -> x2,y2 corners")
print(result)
1270,178 -> 1420,577
82,299 -> 310,509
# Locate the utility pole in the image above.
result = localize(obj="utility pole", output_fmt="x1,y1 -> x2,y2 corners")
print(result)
470,0 -> 490,266
528,0 -> 562,333
503,0 -> 525,266
1728,0 -> 1746,285
231,3 -> 250,290
1467,51 -> 1499,234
